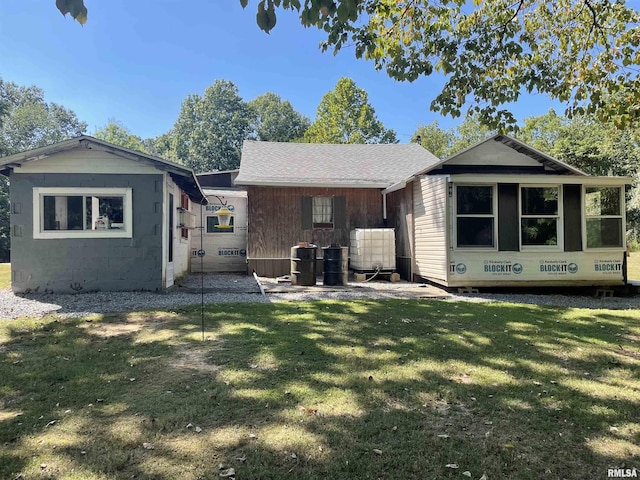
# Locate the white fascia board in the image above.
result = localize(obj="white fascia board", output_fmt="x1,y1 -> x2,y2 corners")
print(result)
447,174 -> 632,186
382,180 -> 408,195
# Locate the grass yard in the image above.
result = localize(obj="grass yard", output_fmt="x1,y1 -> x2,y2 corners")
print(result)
628,252 -> 640,280
1,300 -> 639,480
0,263 -> 10,290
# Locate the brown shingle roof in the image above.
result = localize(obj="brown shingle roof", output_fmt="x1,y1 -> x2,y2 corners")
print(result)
235,141 -> 441,188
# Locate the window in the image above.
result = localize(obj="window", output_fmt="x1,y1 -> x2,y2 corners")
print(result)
520,186 -> 560,248
312,197 -> 333,229
585,186 -> 623,248
33,187 -> 132,239
206,215 -> 234,233
455,185 -> 495,248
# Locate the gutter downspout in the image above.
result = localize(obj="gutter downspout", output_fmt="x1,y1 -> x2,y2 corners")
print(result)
383,192 -> 387,226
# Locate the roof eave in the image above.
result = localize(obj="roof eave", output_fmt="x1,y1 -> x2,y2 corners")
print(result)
234,179 -> 392,188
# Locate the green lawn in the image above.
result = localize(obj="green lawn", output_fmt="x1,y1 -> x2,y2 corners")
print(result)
1,300 -> 639,479
628,252 -> 640,280
0,263 -> 9,290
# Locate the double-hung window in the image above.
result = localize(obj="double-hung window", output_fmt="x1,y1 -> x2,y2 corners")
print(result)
455,185 -> 495,248
585,186 -> 624,248
312,197 -> 333,229
33,187 -> 132,239
520,186 -> 560,248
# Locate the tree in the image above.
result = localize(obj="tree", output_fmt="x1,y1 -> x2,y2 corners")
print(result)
248,92 -> 310,142
146,130 -> 179,162
517,109 -> 568,155
516,110 -> 640,239
447,114 -> 496,156
55,0 -> 87,24
246,0 -> 640,131
411,121 -> 454,159
0,81 -> 87,155
173,80 -> 253,172
0,78 -> 87,261
56,1 -> 640,130
94,119 -> 146,152
304,77 -> 397,144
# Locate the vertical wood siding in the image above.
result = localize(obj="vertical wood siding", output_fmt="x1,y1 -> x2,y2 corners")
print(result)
247,186 -> 384,276
386,185 -> 414,280
414,176 -> 449,282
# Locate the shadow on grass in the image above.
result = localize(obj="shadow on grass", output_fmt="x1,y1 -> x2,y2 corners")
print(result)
1,300 -> 639,479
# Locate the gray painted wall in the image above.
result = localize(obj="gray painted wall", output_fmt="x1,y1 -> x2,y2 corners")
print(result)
10,173 -> 164,293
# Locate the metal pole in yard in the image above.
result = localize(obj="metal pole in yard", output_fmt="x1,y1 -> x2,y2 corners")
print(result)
199,197 -> 206,341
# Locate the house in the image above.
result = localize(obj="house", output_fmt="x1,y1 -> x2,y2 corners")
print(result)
384,135 -> 632,287
0,136 -> 206,293
190,170 -> 248,273
234,140 -> 441,276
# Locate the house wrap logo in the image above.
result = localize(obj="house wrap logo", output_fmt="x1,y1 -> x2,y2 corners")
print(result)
595,258 -> 622,273
482,260 -> 523,275
539,259 -> 577,274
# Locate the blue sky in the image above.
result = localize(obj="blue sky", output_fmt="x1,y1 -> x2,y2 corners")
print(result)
0,0 -> 561,143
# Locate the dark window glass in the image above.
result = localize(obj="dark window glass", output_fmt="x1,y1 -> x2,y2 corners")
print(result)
42,195 -> 83,230
586,218 -> 623,248
457,217 -> 494,247
521,218 -> 558,246
522,187 -> 558,215
457,186 -> 493,214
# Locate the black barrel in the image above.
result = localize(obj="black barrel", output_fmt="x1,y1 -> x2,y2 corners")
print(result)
291,244 -> 317,286
322,245 -> 348,286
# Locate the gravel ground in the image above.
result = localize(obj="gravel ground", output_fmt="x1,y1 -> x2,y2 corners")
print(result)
1,273 -> 639,320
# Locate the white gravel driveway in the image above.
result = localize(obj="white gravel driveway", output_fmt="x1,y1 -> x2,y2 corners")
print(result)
1,273 -> 639,320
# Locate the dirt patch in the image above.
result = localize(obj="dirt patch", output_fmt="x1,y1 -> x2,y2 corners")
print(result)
170,345 -> 221,373
79,313 -> 175,338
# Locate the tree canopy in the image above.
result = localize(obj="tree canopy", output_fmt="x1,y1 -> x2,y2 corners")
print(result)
0,80 -> 87,156
93,119 -> 147,152
173,80 -> 253,172
411,121 -> 454,159
0,78 -> 87,261
248,92 -> 310,142
55,0 -> 640,131
304,77 -> 397,144
244,0 -> 640,131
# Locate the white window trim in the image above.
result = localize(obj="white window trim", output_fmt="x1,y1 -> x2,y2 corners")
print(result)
33,187 -> 133,239
582,185 -> 626,250
453,184 -> 498,251
519,184 -> 563,251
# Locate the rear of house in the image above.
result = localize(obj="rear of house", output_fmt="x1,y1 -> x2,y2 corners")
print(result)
234,141 -> 441,277
1,136 -> 205,293
386,135 -> 631,287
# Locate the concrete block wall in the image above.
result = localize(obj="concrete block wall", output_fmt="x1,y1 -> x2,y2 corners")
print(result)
10,173 -> 164,293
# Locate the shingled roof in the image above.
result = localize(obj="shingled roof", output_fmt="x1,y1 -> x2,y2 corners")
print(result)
235,141 -> 441,188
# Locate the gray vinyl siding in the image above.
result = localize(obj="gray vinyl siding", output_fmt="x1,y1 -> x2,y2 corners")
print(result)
10,173 -> 164,293
413,176 -> 449,282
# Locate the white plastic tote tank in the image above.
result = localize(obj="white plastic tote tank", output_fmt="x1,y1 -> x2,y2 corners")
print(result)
349,228 -> 396,271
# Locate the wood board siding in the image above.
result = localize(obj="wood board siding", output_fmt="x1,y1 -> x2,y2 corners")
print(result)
413,176 -> 449,282
247,186 -> 384,276
386,186 -> 414,280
